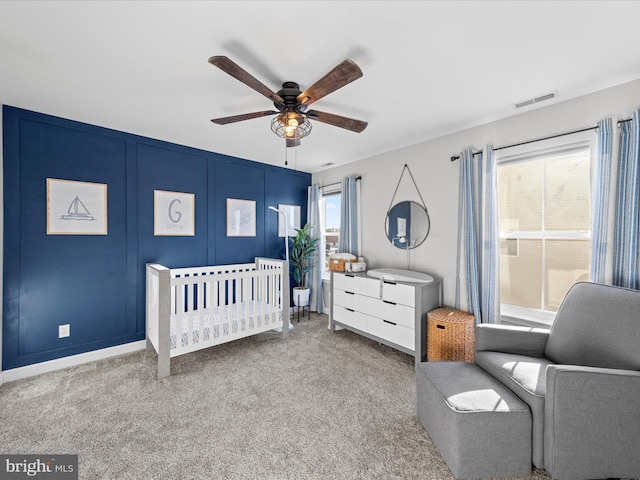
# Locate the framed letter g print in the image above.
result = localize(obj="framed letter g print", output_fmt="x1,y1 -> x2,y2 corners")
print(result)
154,190 -> 195,236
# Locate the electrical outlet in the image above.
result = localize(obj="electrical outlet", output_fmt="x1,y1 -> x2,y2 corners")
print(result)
58,324 -> 70,338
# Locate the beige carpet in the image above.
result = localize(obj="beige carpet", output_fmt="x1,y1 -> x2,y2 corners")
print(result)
0,313 -> 554,480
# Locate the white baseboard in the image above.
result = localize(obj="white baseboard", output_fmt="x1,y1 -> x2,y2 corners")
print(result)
0,340 -> 146,385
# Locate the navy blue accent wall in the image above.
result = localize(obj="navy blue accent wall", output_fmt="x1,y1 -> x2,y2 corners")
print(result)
2,106 -> 311,370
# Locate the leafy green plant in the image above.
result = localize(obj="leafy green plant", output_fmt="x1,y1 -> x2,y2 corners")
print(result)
289,223 -> 319,288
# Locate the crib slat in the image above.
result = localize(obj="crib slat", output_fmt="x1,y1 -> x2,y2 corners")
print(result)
204,279 -> 211,342
188,278 -> 195,347
224,277 -> 229,335
245,276 -> 250,331
176,280 -> 185,350
263,272 -> 268,327
233,278 -> 240,333
252,275 -> 258,330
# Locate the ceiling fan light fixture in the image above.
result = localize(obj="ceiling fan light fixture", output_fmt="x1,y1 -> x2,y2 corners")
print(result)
271,111 -> 312,145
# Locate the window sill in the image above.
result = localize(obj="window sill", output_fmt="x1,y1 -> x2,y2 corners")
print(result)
500,314 -> 553,329
499,304 -> 555,328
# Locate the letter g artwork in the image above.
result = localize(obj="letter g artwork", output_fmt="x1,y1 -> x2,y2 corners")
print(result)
168,199 -> 182,223
154,190 -> 195,236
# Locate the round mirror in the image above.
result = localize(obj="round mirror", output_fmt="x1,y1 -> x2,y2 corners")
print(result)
385,201 -> 430,249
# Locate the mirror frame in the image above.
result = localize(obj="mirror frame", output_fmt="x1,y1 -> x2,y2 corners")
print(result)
385,200 -> 431,250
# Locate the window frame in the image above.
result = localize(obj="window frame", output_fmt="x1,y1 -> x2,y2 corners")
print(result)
495,133 -> 595,326
321,185 -> 342,275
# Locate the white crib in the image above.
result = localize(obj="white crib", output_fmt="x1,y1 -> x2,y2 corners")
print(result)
146,258 -> 290,379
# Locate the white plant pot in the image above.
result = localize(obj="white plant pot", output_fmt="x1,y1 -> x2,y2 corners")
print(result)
293,287 -> 310,307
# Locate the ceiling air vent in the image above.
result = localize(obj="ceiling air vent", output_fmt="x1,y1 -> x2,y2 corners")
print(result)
513,91 -> 558,109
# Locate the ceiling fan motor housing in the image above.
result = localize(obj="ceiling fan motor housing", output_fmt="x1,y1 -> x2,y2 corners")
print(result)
275,81 -> 308,113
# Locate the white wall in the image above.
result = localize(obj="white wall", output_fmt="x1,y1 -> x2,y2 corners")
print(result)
313,78 -> 640,307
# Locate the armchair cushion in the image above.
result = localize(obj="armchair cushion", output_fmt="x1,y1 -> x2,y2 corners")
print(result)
476,324 -> 550,357
475,351 -> 553,468
544,282 -> 640,369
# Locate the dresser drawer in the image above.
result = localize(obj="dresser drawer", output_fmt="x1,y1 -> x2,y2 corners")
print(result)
366,278 -> 415,307
333,305 -> 368,332
333,273 -> 368,295
358,296 -> 415,329
333,289 -> 358,309
368,316 -> 415,351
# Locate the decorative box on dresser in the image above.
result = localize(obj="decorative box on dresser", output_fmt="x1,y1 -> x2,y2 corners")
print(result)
329,271 -> 442,362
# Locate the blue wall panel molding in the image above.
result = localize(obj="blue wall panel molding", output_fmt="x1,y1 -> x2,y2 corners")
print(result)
215,159 -> 267,264
265,168 -> 311,260
2,105 -> 311,370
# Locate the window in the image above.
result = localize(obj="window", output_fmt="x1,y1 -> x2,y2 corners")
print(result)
497,140 -> 591,324
321,189 -> 341,272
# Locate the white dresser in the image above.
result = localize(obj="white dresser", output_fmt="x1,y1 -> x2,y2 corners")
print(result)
330,271 -> 441,361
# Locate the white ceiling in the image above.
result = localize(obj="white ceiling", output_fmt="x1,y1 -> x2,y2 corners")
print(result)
2,1 -> 640,173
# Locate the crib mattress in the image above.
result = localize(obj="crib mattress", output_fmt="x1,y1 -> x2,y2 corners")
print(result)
170,300 -> 282,350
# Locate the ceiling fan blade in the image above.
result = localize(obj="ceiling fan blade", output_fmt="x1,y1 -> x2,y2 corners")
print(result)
306,110 -> 368,133
297,59 -> 363,106
209,56 -> 284,104
211,110 -> 278,125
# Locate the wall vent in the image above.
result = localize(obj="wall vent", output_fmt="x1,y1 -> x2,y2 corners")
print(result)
513,91 -> 558,109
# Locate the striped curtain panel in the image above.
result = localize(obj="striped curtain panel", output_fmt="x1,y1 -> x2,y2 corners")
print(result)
613,110 -> 640,289
307,184 -> 324,313
590,118 -> 614,284
480,145 -> 500,323
339,176 -> 359,257
455,149 -> 482,320
455,147 -> 500,323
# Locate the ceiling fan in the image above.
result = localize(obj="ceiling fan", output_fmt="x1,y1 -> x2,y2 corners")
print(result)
208,55 -> 368,147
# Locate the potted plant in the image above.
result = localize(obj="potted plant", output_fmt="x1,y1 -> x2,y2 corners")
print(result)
289,223 -> 319,307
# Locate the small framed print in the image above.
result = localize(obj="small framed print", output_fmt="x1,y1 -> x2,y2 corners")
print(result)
277,204 -> 301,237
47,178 -> 108,235
154,190 -> 195,236
227,198 -> 256,237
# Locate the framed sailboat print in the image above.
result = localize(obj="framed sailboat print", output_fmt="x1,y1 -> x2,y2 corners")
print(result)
47,178 -> 108,235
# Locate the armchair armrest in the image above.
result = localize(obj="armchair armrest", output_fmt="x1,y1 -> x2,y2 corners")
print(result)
544,365 -> 640,479
475,324 -> 550,357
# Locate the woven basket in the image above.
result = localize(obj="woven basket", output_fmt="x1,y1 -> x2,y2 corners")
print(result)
329,258 -> 348,272
427,307 -> 476,362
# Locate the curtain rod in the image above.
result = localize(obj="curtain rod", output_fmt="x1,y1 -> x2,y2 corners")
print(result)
449,117 -> 632,162
321,176 -> 362,190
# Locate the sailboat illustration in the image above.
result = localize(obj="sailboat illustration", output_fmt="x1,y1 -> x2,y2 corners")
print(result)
60,195 -> 97,221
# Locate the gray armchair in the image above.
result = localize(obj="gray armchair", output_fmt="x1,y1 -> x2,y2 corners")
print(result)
475,281 -> 640,480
